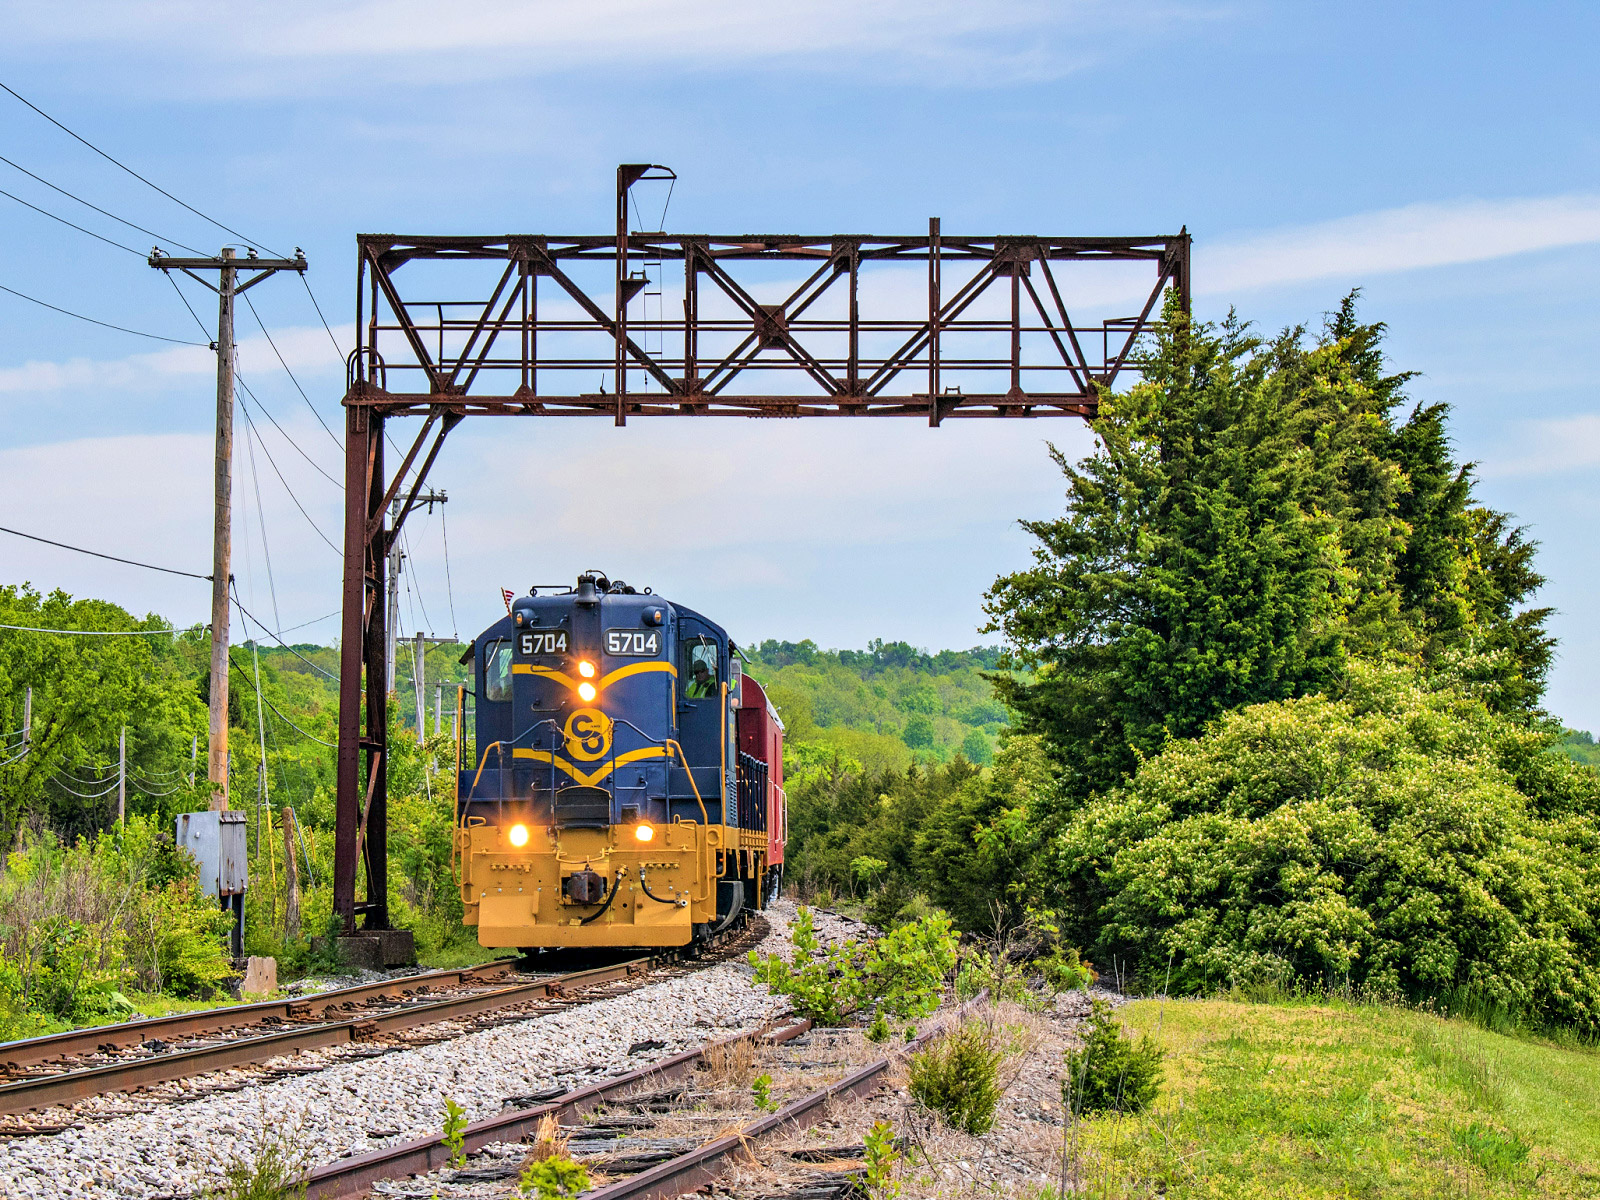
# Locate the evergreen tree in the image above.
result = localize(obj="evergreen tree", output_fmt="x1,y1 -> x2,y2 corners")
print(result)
985,294 -> 1551,799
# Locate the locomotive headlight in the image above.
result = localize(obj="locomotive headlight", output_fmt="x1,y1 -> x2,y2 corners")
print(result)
577,660 -> 596,679
507,823 -> 530,848
634,823 -> 655,843
578,682 -> 597,702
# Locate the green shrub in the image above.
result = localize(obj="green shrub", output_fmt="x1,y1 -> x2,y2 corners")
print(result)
0,951 -> 46,1040
441,1096 -> 468,1167
199,1121 -> 310,1200
1062,999 -> 1164,1115
516,1155 -> 589,1199
1035,944 -> 1094,992
863,1119 -> 901,1199
751,1073 -> 777,1112
1054,661 -> 1600,1034
131,878 -> 235,998
750,907 -> 956,1025
908,1021 -> 1007,1135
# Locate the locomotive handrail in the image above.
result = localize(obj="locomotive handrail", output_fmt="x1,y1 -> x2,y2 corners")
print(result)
665,738 -> 714,903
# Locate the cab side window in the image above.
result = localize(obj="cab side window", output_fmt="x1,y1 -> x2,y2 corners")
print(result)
484,639 -> 513,702
683,642 -> 719,699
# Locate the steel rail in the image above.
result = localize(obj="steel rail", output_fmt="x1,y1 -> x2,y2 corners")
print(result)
302,1017 -> 926,1200
582,1039 -> 922,1200
302,1018 -> 814,1199
0,958 -> 518,1073
0,959 -> 646,1117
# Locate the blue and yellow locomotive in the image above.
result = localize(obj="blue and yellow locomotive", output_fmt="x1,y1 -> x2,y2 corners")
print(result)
454,572 -> 786,950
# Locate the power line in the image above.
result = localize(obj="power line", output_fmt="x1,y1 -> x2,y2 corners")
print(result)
0,78 -> 279,254
0,153 -> 204,255
241,413 -> 283,632
226,645 -> 337,749
0,186 -> 144,256
129,779 -> 185,796
230,592 -> 339,681
0,524 -> 211,579
241,290 -> 341,450
401,525 -> 437,635
441,506 -> 460,639
278,609 -> 341,636
0,282 -> 208,346
164,272 -> 214,341
234,392 -> 341,553
301,274 -> 346,365
50,776 -> 119,799
233,368 -> 341,487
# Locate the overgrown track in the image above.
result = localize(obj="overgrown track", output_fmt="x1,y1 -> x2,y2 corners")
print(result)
301,1016 -> 931,1200
0,915 -> 766,1122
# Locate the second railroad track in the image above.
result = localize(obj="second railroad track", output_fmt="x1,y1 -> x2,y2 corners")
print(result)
0,917 -> 763,1123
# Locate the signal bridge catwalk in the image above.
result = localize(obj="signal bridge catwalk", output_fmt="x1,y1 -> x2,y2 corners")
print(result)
333,163 -> 1190,939
351,224 -> 1189,423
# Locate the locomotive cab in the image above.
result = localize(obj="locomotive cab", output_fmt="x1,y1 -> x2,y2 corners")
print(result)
454,572 -> 785,950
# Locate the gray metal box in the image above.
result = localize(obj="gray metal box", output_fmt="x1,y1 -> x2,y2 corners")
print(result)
176,810 -> 249,898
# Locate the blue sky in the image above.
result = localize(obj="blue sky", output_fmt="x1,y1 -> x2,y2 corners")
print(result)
2,1 -> 1597,726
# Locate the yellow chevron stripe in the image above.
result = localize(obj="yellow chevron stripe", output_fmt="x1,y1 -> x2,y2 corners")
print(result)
511,745 -> 670,787
600,660 -> 677,687
511,660 -> 677,691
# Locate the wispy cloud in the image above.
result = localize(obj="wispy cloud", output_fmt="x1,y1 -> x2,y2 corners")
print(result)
5,0 -> 1215,87
1481,413 -> 1600,479
0,324 -> 346,395
1198,194 -> 1600,295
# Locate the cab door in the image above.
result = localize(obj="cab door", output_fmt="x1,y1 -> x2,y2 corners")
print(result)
472,634 -> 514,801
676,618 -> 725,814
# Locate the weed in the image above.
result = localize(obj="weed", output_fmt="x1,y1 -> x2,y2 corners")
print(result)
752,1073 -> 778,1112
515,1155 -> 589,1199
702,1035 -> 756,1088
909,1021 -> 1008,1136
1452,1122 -> 1530,1176
749,906 -> 956,1026
863,1118 -> 901,1200
1063,999 -> 1164,1116
199,1120 -> 311,1200
441,1095 -> 468,1168
866,1012 -> 891,1042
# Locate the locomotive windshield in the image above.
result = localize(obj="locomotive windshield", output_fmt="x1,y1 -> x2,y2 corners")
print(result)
484,639 -> 513,702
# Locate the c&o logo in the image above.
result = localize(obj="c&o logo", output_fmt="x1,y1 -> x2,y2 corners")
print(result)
563,708 -> 613,761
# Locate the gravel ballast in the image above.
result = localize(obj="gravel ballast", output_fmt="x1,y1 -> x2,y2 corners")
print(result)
0,915 -> 801,1200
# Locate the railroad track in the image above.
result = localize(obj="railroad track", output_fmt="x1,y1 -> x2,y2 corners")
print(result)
0,917 -> 764,1125
300,1013 -> 932,1200
0,959 -> 519,1076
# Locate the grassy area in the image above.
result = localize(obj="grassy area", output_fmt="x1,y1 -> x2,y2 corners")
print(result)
415,940 -> 506,970
1054,997 -> 1600,1198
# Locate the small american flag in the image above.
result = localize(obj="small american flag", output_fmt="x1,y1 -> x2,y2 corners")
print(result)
502,588 -> 515,614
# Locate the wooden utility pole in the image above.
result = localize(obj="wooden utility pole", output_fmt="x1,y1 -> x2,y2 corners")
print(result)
117,726 -> 126,826
207,248 -> 236,810
147,247 -> 307,810
282,805 -> 301,938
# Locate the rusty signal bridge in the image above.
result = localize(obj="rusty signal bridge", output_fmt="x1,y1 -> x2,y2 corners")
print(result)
334,164 -> 1191,938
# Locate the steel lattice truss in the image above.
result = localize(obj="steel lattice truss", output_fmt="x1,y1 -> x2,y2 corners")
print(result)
349,228 -> 1189,424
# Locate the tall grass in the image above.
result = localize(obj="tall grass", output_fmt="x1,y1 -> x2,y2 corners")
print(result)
0,815 -> 232,1029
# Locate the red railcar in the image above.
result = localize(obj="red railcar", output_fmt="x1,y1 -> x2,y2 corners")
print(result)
736,672 -> 787,901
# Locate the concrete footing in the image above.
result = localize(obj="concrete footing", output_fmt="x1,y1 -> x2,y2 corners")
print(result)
313,929 -> 417,970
